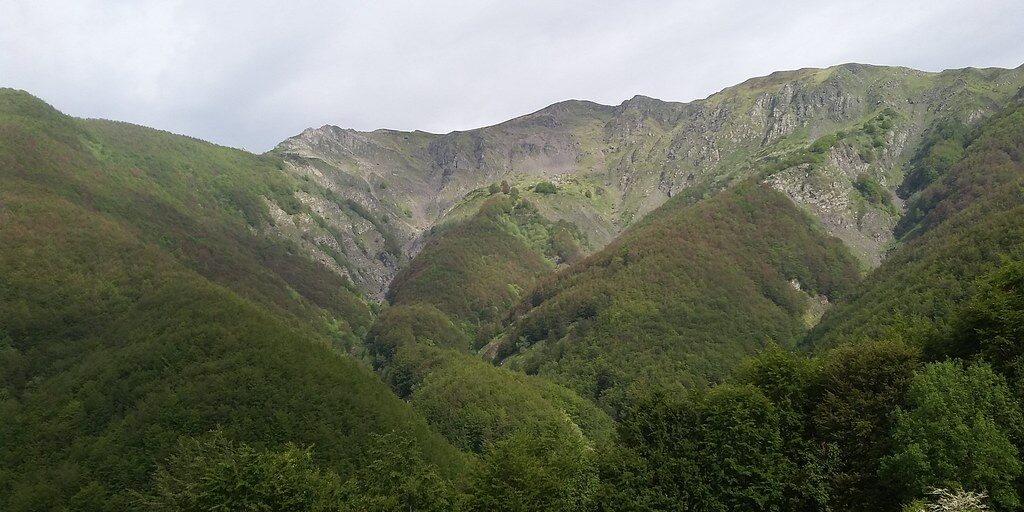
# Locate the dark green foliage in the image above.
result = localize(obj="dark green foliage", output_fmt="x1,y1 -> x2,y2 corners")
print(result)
812,339 -> 920,511
784,99 -> 1024,511
880,361 -> 1023,510
365,286 -> 613,456
697,385 -> 790,511
144,431 -> 461,512
898,119 -> 972,200
365,304 -> 473,375
341,432 -> 460,512
365,308 -> 614,453
0,90 -> 461,510
809,132 -> 840,154
466,426 -> 598,512
551,220 -> 585,264
533,181 -> 558,194
898,103 -> 1024,240
364,200 -> 614,464
405,347 -> 613,452
862,107 -> 898,148
142,432 -> 342,512
387,196 -> 550,326
735,348 -> 831,510
499,181 -> 861,412
601,384 -> 791,511
854,173 -> 893,208
0,89 -> 372,341
811,101 -> 1024,347
761,144 -> 829,175
949,261 -> 1024,393
0,190 -> 461,509
8,79 -> 1024,512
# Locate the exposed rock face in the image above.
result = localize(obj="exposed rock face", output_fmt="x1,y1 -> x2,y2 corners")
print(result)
267,64 -> 1024,298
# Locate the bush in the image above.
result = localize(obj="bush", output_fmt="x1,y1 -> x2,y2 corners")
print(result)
533,181 -> 557,194
854,174 -> 893,207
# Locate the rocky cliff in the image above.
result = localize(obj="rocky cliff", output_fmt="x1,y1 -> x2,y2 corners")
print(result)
267,63 -> 1024,298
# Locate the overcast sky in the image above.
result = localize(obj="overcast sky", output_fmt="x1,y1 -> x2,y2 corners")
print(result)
2,0 -> 1022,152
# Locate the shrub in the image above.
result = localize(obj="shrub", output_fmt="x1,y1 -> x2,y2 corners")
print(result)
534,181 -> 557,194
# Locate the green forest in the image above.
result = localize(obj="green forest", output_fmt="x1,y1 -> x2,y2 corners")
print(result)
3,78 -> 1024,512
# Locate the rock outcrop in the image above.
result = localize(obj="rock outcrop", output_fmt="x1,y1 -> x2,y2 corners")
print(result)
267,64 -> 1024,298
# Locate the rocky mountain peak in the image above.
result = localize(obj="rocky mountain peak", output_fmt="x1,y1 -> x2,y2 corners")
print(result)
267,64 -> 1024,299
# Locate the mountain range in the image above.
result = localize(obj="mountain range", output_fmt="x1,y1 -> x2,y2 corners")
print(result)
3,62 -> 1024,511
272,63 -> 1024,296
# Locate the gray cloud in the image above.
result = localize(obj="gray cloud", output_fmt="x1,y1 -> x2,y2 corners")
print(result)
2,0 -> 1022,151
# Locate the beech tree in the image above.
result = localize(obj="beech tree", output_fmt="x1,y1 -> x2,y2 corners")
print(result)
881,361 -> 1023,510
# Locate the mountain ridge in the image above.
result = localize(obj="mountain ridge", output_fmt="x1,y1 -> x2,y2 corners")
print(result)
270,63 -> 1024,298
293,63 -> 1022,141
6,60 -> 1024,511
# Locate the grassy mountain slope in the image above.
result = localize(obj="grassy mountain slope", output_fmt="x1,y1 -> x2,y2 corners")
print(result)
0,89 -> 374,344
273,65 -> 1024,297
0,90 -> 462,510
494,182 -> 861,412
808,95 -> 1024,348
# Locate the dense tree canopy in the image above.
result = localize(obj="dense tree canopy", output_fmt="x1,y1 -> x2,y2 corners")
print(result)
5,84 -> 1024,512
881,361 -> 1023,510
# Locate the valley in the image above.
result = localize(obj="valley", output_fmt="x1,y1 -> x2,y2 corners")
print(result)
3,61 -> 1024,511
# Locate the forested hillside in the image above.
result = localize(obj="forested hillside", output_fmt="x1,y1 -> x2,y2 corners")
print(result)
363,198 -> 615,504
4,69 -> 1024,512
493,181 -> 861,413
588,94 -> 1024,511
387,193 -> 583,335
809,95 -> 1024,348
0,90 -> 462,511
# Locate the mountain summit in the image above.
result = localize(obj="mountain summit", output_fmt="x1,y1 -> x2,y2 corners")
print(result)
5,62 -> 1024,511
271,64 -> 1024,297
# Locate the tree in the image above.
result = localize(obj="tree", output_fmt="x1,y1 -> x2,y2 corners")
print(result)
342,431 -> 459,512
467,425 -> 598,512
697,384 -> 789,511
533,181 -> 557,194
813,338 -> 919,511
880,361 -> 1023,510
950,260 -> 1024,393
600,386 -> 703,511
736,347 -> 831,510
904,488 -> 991,512
605,383 -> 790,511
142,431 -> 342,512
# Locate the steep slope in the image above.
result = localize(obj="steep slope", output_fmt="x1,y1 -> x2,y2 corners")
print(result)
363,200 -> 613,456
808,94 -> 1024,348
388,193 -> 584,337
0,89 -> 376,345
273,64 -> 1024,296
0,90 -> 462,510
492,181 -> 861,413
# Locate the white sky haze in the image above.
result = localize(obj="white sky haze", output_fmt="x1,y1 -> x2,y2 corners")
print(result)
2,0 -> 1022,151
